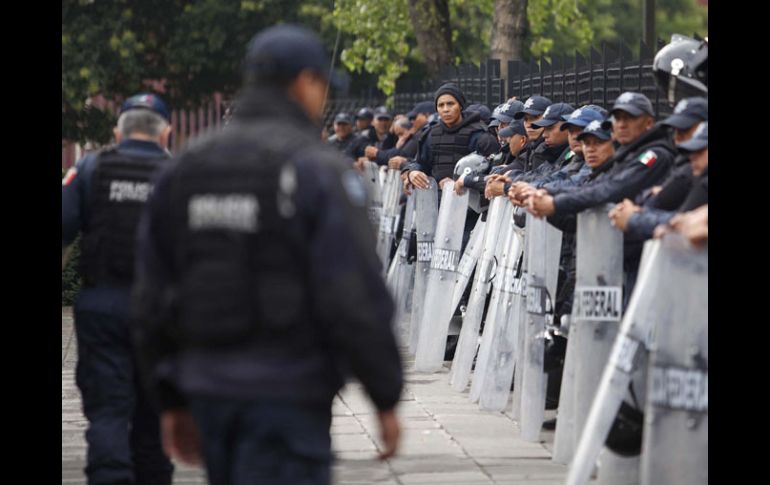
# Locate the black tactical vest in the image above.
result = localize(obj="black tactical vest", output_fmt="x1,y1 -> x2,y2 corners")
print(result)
428,115 -> 486,181
80,147 -> 167,286
167,122 -> 313,347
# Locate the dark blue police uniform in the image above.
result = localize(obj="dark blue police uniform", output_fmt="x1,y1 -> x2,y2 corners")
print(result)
132,25 -> 403,485
62,127 -> 173,484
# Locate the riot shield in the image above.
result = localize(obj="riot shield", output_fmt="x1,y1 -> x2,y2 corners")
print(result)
376,169 -> 403,272
449,216 -> 486,314
477,227 -> 525,412
510,216 -> 528,421
552,205 -> 623,460
361,161 -> 383,232
408,180 -> 439,355
518,214 -> 563,441
387,193 -> 417,343
563,240 -> 662,484
413,181 -> 469,372
468,203 -> 515,403
449,197 -> 507,392
639,238 -> 707,485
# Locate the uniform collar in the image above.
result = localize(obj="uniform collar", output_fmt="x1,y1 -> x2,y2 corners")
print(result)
117,138 -> 167,156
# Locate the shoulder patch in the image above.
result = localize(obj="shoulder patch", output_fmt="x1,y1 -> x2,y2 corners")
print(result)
565,150 -> 574,160
637,150 -> 658,168
341,170 -> 367,207
62,167 -> 78,186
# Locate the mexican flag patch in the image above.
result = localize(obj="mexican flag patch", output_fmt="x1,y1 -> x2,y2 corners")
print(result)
62,167 -> 78,186
637,150 -> 658,167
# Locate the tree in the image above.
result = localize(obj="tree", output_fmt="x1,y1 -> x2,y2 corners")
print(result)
62,0 -> 333,144
489,0 -> 529,78
407,0 -> 454,77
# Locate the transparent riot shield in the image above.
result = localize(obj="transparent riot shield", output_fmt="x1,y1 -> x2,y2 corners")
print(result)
510,217 -> 528,421
361,161 -> 383,232
414,181 -> 469,372
450,217 -> 485,314
390,193 -> 417,343
468,203 -> 515,403
639,238 -> 707,485
551,205 -> 623,459
477,227 -> 525,412
518,214 -> 563,441
449,197 -> 507,392
408,180 -> 439,355
563,240 -> 662,484
376,169 -> 403,272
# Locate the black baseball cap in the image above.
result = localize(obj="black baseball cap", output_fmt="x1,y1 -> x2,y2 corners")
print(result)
498,121 -> 527,138
492,100 -> 526,123
513,95 -> 552,119
577,120 -> 613,141
677,121 -> 708,153
406,100 -> 436,119
661,97 -> 708,130
355,107 -> 374,120
334,112 -> 353,124
373,106 -> 392,120
560,105 -> 607,131
531,102 -> 575,128
244,24 -> 344,89
120,93 -> 170,121
609,92 -> 655,117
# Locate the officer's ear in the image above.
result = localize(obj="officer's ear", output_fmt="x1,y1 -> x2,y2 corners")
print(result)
113,127 -> 123,144
159,124 -> 172,149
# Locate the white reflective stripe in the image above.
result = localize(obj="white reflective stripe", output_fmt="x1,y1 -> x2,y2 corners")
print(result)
650,365 -> 708,412
188,194 -> 259,232
611,334 -> 640,373
417,242 -> 433,262
572,286 -> 623,322
430,248 -> 459,272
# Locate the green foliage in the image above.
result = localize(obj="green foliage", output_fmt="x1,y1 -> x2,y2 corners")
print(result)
528,0 -> 594,60
527,0 -> 707,62
62,0 -> 333,144
332,0 -> 412,97
449,0 -> 494,66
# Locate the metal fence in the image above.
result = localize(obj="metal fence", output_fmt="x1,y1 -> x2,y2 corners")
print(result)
393,38 -> 675,119
62,38 -> 683,169
62,93 -> 226,169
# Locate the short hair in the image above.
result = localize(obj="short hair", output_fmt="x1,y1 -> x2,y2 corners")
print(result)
117,108 -> 169,138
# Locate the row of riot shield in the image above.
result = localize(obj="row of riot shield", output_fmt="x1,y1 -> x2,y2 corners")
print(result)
361,168 -> 706,485
563,232 -> 707,485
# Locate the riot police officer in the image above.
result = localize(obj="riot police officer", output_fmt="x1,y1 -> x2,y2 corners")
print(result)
131,24 -> 403,485
327,111 -> 356,157
61,93 -> 175,485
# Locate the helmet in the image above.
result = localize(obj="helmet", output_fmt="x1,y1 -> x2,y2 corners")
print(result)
653,34 -> 708,105
454,152 -> 488,213
453,152 -> 488,180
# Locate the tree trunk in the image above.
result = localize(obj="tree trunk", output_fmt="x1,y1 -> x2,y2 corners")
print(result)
490,0 -> 529,82
407,0 -> 454,78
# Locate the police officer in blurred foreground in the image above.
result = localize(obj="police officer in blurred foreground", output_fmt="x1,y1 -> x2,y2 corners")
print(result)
61,93 -> 175,485
131,24 -> 403,485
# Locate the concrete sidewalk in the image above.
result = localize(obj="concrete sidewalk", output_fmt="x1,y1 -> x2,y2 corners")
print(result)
63,307 -> 574,484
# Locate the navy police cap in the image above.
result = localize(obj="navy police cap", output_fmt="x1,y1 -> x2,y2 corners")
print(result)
662,97 -> 708,130
244,24 -> 343,88
120,93 -> 170,121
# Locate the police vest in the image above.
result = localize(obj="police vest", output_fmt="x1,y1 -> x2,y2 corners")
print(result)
80,147 -> 167,287
168,123 -> 314,347
428,117 -> 486,181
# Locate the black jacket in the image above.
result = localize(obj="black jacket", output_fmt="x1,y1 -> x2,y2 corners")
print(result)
552,124 -> 676,216
132,87 -> 403,412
